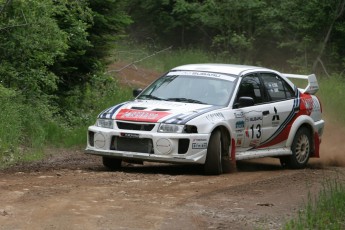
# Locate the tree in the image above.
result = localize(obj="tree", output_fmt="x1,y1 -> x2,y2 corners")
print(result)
0,0 -> 67,100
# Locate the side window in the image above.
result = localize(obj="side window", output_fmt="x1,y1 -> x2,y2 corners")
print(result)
236,74 -> 263,105
260,73 -> 295,101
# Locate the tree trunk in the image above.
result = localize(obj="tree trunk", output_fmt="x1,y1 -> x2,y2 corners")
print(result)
312,0 -> 345,73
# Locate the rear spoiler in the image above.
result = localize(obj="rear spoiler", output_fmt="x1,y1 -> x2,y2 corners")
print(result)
283,73 -> 319,95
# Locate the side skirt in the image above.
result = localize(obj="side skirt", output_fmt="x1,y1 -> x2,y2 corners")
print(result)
236,148 -> 292,160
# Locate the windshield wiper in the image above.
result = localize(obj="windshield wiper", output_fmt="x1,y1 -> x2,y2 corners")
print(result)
166,97 -> 206,104
138,94 -> 165,101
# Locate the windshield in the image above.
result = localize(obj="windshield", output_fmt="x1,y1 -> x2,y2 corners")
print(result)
137,71 -> 237,106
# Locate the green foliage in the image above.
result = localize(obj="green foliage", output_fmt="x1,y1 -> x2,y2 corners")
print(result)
127,0 -> 345,73
0,0 -> 67,98
318,75 -> 345,124
0,86 -> 22,157
284,177 -> 345,230
0,85 -> 58,166
51,0 -> 93,92
0,0 -> 132,166
87,0 -> 132,59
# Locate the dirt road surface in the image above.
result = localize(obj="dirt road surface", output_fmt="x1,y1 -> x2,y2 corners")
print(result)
1,63 -> 345,230
1,148 -> 345,230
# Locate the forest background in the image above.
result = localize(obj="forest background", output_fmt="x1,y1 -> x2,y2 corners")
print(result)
0,0 -> 345,165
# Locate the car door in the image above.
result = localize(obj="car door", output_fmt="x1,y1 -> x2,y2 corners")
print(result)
233,74 -> 265,150
257,72 -> 297,148
260,73 -> 299,148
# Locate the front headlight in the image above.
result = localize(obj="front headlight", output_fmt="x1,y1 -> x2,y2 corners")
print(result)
158,123 -> 184,133
96,119 -> 114,129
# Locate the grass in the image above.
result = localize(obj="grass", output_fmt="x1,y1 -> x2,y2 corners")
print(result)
0,77 -> 133,167
284,177 -> 345,230
317,75 -> 345,124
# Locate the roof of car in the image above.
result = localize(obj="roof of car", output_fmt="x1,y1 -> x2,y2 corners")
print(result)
171,63 -> 274,76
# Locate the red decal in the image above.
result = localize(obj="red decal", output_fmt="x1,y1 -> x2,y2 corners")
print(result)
116,109 -> 171,122
300,94 -> 313,115
259,126 -> 292,148
313,132 -> 320,158
231,138 -> 236,162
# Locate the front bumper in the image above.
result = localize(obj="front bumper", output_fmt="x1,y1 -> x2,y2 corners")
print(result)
85,125 -> 210,164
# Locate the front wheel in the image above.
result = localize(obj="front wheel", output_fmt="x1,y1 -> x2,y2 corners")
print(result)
280,127 -> 311,169
204,130 -> 222,175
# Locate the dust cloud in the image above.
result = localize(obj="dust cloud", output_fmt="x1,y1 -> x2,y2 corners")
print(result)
313,117 -> 345,167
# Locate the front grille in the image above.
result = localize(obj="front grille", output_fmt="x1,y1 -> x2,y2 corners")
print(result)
111,136 -> 153,153
117,122 -> 155,131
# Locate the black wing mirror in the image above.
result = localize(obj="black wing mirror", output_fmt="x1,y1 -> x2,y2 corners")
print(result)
236,96 -> 255,108
133,88 -> 143,97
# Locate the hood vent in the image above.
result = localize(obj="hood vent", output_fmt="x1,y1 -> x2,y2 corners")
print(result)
130,106 -> 147,110
152,108 -> 170,111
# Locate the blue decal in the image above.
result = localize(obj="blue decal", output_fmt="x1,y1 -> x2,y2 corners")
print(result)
98,102 -> 128,119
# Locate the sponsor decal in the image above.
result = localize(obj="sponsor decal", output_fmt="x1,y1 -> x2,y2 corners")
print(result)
236,139 -> 242,146
120,133 -> 139,138
192,142 -> 207,149
236,133 -> 244,138
167,71 -> 236,81
234,111 -> 245,118
272,107 -> 280,127
301,97 -> 320,114
206,112 -> 225,122
245,127 -> 249,138
249,139 -> 260,147
116,109 -> 170,122
236,120 -> 245,129
272,107 -> 280,121
193,138 -> 207,142
246,116 -> 262,122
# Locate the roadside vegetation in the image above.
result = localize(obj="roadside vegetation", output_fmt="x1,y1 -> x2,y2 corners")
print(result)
284,177 -> 345,230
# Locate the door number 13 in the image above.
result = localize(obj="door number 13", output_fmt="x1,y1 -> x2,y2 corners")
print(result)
250,124 -> 261,139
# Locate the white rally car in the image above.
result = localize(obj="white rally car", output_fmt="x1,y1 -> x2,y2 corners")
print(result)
85,64 -> 324,175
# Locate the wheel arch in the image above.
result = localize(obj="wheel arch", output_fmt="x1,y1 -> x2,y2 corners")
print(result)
287,116 -> 316,157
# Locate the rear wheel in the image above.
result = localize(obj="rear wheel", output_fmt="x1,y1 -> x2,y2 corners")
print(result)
280,127 -> 311,169
204,130 -> 222,175
102,157 -> 122,170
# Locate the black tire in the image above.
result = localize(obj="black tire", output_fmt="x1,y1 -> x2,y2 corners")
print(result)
281,127 -> 311,169
102,157 -> 122,170
279,156 -> 289,168
204,130 -> 222,175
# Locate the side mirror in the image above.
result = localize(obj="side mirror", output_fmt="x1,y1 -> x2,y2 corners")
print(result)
237,96 -> 255,108
133,88 -> 143,97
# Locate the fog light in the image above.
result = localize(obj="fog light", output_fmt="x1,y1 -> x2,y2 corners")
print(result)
94,132 -> 106,148
156,138 -> 172,154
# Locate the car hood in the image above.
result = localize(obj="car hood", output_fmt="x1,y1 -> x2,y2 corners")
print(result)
98,100 -> 224,124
